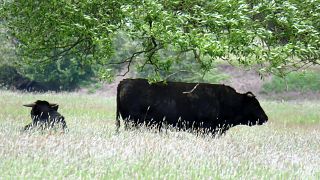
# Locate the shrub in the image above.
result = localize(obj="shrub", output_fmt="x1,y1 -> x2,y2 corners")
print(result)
262,70 -> 320,93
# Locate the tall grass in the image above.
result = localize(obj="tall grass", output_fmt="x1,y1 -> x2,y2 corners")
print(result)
0,91 -> 319,179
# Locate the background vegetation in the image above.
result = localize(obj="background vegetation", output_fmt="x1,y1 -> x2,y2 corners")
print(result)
1,0 -> 319,90
0,23 -> 96,91
262,70 -> 320,93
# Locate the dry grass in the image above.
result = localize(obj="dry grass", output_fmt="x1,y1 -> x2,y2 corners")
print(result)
0,90 -> 319,179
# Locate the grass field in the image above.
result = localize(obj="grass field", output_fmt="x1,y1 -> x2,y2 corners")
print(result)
0,90 -> 320,179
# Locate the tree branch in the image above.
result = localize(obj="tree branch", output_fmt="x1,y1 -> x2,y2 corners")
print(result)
182,83 -> 199,94
22,38 -> 88,65
164,70 -> 191,80
116,35 -> 164,76
116,50 -> 147,76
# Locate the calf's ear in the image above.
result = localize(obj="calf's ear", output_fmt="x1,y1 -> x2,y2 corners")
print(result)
23,103 -> 36,107
50,104 -> 59,111
245,91 -> 255,98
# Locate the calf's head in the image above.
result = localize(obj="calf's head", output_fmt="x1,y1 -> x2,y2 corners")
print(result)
23,100 -> 59,122
241,92 -> 268,126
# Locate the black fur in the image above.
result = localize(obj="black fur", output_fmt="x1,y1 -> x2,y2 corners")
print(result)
116,79 -> 268,135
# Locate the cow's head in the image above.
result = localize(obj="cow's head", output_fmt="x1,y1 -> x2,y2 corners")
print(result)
23,100 -> 59,122
241,92 -> 268,126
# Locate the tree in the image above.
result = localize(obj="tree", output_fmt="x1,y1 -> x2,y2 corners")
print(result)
1,0 -> 319,81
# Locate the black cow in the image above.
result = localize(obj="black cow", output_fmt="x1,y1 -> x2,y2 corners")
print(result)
116,78 -> 268,135
23,100 -> 67,131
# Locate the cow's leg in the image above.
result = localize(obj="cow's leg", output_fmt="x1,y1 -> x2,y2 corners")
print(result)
124,115 -> 131,130
124,120 -> 129,130
163,117 -> 169,134
156,122 -> 162,133
115,108 -> 121,133
157,116 -> 167,133
211,126 -> 229,138
177,117 -> 182,131
115,118 -> 120,133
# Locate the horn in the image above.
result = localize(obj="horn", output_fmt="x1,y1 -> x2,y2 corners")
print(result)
23,103 -> 36,107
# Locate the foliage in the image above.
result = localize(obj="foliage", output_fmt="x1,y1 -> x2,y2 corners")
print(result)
0,23 -> 95,91
108,33 -> 230,83
0,25 -> 16,65
1,1 -> 123,76
0,65 -> 18,88
262,70 -> 320,93
136,52 -> 229,83
1,0 -> 320,81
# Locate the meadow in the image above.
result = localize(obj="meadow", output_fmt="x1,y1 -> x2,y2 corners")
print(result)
0,90 -> 320,179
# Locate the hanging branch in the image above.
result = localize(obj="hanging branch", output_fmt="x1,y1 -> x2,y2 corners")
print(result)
115,50 -> 146,76
22,38 -> 88,65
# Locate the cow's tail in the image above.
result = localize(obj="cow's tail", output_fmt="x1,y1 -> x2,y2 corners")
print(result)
115,83 -> 121,133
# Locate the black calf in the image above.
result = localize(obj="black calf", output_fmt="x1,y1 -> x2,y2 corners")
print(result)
23,100 -> 67,131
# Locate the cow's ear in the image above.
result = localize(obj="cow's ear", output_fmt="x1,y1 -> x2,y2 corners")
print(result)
23,103 -> 36,107
245,91 -> 255,98
50,104 -> 59,111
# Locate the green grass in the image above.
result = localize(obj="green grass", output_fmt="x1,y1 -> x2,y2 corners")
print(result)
0,91 -> 320,179
263,101 -> 320,125
262,71 -> 320,93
